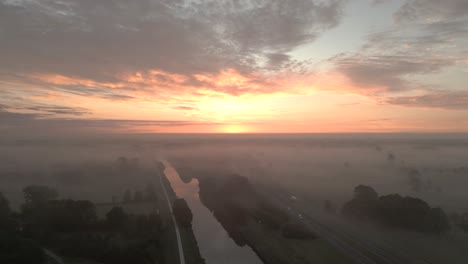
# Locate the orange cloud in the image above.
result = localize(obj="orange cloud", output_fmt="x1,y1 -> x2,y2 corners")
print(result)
35,74 -> 126,89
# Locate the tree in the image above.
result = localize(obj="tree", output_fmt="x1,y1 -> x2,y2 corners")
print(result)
145,183 -> 157,201
426,208 -> 450,233
134,191 -> 143,202
354,185 -> 378,201
387,152 -> 395,162
116,157 -> 139,172
23,185 -> 58,204
0,192 -> 13,230
254,202 -> 289,229
0,192 -> 11,217
45,199 -> 97,232
106,206 -> 127,230
123,190 -> 132,203
376,194 -> 404,226
461,212 -> 468,232
343,185 -> 451,233
342,185 -> 379,220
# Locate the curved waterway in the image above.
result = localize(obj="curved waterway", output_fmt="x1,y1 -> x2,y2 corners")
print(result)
163,161 -> 263,264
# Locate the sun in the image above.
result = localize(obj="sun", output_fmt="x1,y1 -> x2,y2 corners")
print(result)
222,124 -> 248,133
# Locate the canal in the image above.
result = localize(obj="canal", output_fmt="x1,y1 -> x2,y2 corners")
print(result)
163,161 -> 263,264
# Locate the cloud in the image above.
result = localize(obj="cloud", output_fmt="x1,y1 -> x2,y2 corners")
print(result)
386,91 -> 468,109
332,54 -> 452,92
0,90 -> 92,116
204,0 -> 344,52
173,106 -> 197,111
0,0 -> 345,98
21,105 -> 90,116
0,106 -> 223,136
394,0 -> 468,24
0,105 -> 41,124
329,0 -> 468,101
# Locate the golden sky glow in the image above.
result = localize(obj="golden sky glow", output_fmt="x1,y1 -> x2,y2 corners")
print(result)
1,0 -> 468,135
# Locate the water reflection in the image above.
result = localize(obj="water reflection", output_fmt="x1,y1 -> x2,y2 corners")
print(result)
163,162 -> 263,264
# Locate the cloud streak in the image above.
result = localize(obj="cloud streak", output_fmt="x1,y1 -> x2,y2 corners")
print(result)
386,91 -> 468,109
0,106 -> 225,136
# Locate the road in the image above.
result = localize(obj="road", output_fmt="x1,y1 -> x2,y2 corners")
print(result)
261,186 -> 419,264
160,167 -> 186,264
44,249 -> 65,264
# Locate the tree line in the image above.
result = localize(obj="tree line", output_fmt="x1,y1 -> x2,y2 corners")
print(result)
0,185 -> 164,264
342,185 -> 450,233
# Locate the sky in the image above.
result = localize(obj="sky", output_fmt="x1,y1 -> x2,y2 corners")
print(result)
1,0 -> 468,135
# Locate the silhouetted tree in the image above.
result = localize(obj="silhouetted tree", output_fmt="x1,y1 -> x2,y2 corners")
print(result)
123,189 -> 132,203
0,192 -> 13,230
23,185 -> 58,204
0,192 -> 10,217
342,185 -> 379,220
134,191 -> 143,202
354,185 -> 378,201
145,183 -> 157,201
343,185 -> 450,233
387,152 -> 395,162
106,206 -> 127,230
426,208 -> 450,233
461,212 -> 468,232
116,157 -> 139,172
21,198 -> 97,233
254,202 -> 289,229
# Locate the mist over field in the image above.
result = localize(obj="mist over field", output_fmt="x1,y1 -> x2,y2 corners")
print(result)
2,133 -> 468,263
2,134 -> 468,213
2,0 -> 468,263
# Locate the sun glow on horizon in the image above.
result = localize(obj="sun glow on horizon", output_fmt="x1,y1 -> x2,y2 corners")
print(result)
221,124 -> 250,133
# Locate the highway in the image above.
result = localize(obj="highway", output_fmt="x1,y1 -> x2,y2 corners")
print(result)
261,186 -> 420,264
43,249 -> 65,264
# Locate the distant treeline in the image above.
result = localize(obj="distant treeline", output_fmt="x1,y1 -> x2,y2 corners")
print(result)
119,183 -> 158,204
342,185 -> 450,233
